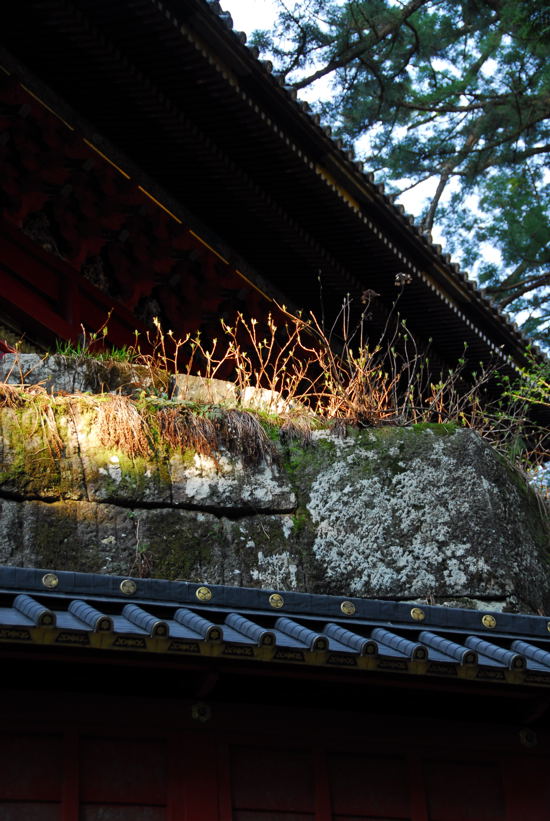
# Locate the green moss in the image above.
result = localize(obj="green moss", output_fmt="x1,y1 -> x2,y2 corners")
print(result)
0,403 -> 71,497
143,511 -> 224,581
291,506 -> 312,536
258,418 -> 283,442
32,502 -> 103,573
412,422 -> 459,434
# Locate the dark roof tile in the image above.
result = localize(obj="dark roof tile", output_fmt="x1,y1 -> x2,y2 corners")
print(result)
0,566 -> 549,687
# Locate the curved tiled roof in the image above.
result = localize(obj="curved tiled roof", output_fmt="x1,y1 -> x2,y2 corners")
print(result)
1,566 -> 549,688
201,0 -> 543,357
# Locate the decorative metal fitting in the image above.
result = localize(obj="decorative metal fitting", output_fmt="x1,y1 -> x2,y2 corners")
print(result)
42,573 -> 59,590
120,579 -> 137,596
269,593 -> 284,609
482,614 -> 496,629
410,607 -> 425,622
195,586 -> 213,602
191,702 -> 212,723
340,601 -> 356,616
97,616 -> 112,633
519,727 -> 538,748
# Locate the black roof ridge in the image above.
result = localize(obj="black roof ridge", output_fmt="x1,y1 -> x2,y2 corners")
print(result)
200,0 -> 543,360
1,565 -> 549,639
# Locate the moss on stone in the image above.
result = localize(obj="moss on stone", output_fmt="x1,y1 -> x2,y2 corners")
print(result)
31,502 -> 103,573
412,422 -> 460,434
142,510 -> 224,581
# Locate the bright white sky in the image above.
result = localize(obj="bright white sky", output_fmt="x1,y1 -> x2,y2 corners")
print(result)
221,0 -> 278,33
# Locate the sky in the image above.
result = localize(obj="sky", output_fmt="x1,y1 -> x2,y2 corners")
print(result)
221,0 -> 278,33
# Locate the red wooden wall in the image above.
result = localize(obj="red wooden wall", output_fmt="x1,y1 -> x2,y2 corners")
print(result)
0,70 -> 273,351
0,718 -> 548,820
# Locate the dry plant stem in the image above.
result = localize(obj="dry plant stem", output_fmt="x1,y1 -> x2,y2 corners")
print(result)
216,409 -> 273,465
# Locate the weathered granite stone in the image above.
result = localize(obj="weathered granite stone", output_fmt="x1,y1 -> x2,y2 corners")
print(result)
300,427 -> 549,610
0,399 -> 294,511
169,374 -> 238,404
0,497 -> 301,586
2,355 -> 292,410
0,353 -> 164,395
0,377 -> 548,613
170,374 -> 294,412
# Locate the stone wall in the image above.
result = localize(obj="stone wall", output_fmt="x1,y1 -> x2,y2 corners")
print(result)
0,355 -> 548,612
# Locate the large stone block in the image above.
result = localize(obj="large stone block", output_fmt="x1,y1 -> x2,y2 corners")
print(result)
0,381 -> 547,612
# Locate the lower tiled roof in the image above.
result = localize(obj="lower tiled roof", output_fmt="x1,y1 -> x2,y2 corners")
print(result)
1,566 -> 549,687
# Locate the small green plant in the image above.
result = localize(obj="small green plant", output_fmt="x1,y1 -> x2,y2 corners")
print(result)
499,353 -> 549,409
128,516 -> 154,579
55,311 -> 139,363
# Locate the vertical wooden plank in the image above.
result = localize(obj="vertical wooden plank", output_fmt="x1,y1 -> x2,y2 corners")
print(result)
181,731 -> 220,821
407,754 -> 429,821
61,730 -> 79,821
217,740 -> 233,821
167,733 -> 183,821
501,754 -> 550,821
313,748 -> 332,821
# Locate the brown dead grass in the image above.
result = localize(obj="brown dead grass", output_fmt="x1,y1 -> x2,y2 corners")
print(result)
0,383 -> 64,458
157,406 -> 274,466
279,416 -> 313,448
0,382 -> 48,408
157,407 -> 218,458
216,408 -> 274,465
95,395 -> 151,459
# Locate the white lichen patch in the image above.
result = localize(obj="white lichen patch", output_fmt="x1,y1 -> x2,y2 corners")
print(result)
99,462 -> 122,484
281,515 -> 294,539
250,550 -> 299,589
169,452 -> 295,510
241,464 -> 296,506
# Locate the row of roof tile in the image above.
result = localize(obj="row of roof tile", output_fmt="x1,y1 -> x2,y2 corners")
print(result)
1,567 -> 549,685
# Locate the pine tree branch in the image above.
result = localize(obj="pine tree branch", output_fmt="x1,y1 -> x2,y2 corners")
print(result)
290,0 -> 430,90
421,127 -> 482,231
493,273 -> 550,309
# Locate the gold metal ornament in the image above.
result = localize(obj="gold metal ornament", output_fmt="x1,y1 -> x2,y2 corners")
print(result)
410,607 -> 425,622
340,601 -> 356,616
269,593 -> 284,609
42,573 -> 59,589
482,614 -> 496,629
120,579 -> 137,596
195,586 -> 213,602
